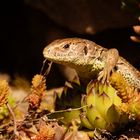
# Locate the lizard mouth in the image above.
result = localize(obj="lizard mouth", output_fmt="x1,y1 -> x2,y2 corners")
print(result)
43,47 -> 56,58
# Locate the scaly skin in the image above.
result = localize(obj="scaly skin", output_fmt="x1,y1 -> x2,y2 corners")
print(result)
43,38 -> 140,89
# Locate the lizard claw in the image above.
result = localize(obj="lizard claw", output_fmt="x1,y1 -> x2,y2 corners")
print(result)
98,48 -> 119,84
97,68 -> 111,84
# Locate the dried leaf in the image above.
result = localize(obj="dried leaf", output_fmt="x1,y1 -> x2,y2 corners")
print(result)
34,121 -> 55,140
28,94 -> 41,109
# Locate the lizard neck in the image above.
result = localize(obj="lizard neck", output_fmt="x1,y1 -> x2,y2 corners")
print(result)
74,59 -> 105,80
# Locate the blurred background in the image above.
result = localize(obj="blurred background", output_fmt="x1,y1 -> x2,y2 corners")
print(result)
0,0 -> 140,86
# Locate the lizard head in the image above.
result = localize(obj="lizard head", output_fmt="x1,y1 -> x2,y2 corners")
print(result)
43,38 -> 106,79
43,38 -> 100,69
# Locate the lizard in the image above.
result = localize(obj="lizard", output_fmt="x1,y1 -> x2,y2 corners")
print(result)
43,38 -> 140,90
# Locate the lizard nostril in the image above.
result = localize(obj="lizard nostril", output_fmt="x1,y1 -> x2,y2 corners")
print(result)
63,44 -> 70,49
83,46 -> 88,55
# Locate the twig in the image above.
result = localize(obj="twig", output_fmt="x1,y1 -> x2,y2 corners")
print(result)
6,103 -> 19,136
44,60 -> 53,76
45,105 -> 88,116
40,59 -> 47,74
40,59 -> 53,77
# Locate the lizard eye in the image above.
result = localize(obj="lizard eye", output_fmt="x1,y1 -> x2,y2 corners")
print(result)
63,44 -> 70,49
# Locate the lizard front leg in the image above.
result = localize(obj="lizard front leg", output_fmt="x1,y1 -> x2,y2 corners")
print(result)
98,48 -> 119,83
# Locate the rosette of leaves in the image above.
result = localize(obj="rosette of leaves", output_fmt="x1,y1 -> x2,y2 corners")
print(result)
80,80 -> 129,132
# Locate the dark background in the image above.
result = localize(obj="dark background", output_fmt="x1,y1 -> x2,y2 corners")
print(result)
0,0 -> 139,86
